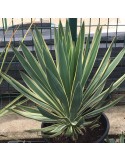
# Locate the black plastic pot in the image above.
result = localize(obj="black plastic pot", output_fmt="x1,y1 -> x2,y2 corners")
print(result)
94,113 -> 110,143
41,113 -> 110,143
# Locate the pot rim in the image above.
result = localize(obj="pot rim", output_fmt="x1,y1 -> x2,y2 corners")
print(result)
94,113 -> 110,143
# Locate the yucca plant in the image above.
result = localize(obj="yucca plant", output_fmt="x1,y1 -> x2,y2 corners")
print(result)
1,20 -> 125,141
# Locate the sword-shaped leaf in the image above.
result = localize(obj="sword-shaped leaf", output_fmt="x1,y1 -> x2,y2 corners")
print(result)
12,109 -> 52,122
12,46 -> 48,89
20,42 -> 47,82
84,96 -> 124,119
81,26 -> 102,87
78,73 -> 125,116
46,67 -> 69,116
50,124 -> 66,133
72,44 -> 83,92
0,95 -> 27,117
37,106 -> 63,120
100,47 -> 125,82
57,39 -> 70,99
16,105 -> 40,114
34,26 -> 61,82
70,82 -> 82,121
20,71 -> 62,111
83,38 -> 115,100
32,32 -> 45,69
0,72 -> 58,112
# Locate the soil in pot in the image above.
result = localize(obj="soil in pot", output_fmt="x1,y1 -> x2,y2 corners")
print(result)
47,122 -> 104,143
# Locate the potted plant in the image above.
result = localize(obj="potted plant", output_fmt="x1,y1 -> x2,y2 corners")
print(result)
1,20 -> 125,143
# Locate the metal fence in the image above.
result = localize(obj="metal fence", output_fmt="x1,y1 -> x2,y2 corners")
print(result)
1,18 -> 125,50
1,18 -> 125,44
0,18 -> 125,107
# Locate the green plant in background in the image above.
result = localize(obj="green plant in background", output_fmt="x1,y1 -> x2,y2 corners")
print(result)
0,44 -> 27,117
106,132 -> 125,143
1,20 -> 125,141
0,22 -> 34,117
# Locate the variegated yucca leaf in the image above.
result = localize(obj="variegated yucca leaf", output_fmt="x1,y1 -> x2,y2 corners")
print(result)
1,20 -> 125,141
0,47 -> 28,117
0,23 -> 34,117
0,46 -> 28,117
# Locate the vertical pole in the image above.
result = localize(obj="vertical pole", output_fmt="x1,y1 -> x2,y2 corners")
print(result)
2,18 -> 7,30
69,18 -> 77,44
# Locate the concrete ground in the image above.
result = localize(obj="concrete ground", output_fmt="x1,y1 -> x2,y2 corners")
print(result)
106,106 -> 125,135
0,106 -> 125,141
